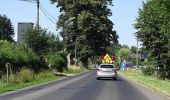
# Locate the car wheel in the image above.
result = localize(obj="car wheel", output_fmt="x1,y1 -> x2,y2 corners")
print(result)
113,77 -> 117,80
97,77 -> 100,80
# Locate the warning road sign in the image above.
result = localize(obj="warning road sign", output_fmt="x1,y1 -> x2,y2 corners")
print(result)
102,54 -> 112,63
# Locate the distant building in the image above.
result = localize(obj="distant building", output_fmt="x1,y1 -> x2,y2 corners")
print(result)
128,52 -> 147,61
17,22 -> 33,44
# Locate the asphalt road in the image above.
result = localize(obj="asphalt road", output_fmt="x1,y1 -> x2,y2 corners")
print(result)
0,71 -> 168,100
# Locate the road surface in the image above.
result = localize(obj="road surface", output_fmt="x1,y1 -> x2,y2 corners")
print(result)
0,71 -> 168,100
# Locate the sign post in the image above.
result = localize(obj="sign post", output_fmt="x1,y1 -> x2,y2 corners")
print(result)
5,63 -> 9,83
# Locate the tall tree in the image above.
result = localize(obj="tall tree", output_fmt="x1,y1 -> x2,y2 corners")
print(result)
107,43 -> 121,55
24,27 -> 50,56
134,0 -> 170,79
50,0 -> 118,66
0,15 -> 14,41
122,45 -> 129,49
130,46 -> 137,54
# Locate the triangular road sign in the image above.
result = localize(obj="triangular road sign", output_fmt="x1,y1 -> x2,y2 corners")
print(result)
102,54 -> 112,63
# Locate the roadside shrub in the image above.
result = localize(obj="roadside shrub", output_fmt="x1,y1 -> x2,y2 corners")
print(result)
59,53 -> 67,66
9,68 -> 34,83
0,40 -> 41,73
46,53 -> 67,73
19,68 -> 34,83
141,65 -> 155,76
65,65 -> 84,73
36,70 -> 54,80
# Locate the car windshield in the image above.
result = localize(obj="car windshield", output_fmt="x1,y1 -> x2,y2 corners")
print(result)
100,65 -> 114,68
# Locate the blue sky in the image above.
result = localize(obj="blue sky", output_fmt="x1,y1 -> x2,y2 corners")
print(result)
0,0 -> 144,47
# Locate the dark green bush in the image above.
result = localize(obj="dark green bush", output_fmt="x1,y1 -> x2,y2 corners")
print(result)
0,40 -> 41,73
46,53 -> 67,73
141,65 -> 155,76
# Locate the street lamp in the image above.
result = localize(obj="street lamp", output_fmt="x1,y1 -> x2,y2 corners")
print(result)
74,36 -> 85,65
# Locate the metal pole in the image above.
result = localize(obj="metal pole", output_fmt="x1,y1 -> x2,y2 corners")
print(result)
6,63 -> 9,83
19,0 -> 39,29
37,0 -> 40,29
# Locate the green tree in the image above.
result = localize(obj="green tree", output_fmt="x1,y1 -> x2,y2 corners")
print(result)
134,0 -> 170,79
115,48 -> 131,69
50,0 -> 118,67
130,46 -> 137,54
116,48 -> 131,62
24,27 -> 50,56
122,45 -> 129,49
107,43 -> 121,55
0,15 -> 14,41
47,33 -> 64,53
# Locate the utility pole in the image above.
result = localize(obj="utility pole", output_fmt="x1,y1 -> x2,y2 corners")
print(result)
36,0 -> 40,29
19,0 -> 40,30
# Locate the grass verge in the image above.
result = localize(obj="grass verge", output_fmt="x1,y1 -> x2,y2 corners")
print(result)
0,67 -> 87,94
0,71 -> 61,94
64,65 -> 88,74
119,69 -> 170,97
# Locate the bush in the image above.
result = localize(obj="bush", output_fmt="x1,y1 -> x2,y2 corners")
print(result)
9,68 -> 34,84
46,53 -> 67,73
19,68 -> 34,83
0,40 -> 41,73
141,65 -> 155,76
65,65 -> 84,73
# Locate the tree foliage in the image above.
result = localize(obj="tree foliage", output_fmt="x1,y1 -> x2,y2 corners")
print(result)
24,27 -> 50,55
116,48 -> 131,62
24,27 -> 63,56
130,46 -> 137,54
50,0 -> 118,66
0,15 -> 14,41
134,0 -> 170,79
107,43 -> 121,55
121,45 -> 129,49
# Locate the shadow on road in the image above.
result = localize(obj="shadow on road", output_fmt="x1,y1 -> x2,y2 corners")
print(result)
97,77 -> 123,81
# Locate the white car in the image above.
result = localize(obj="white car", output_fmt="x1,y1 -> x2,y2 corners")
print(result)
96,64 -> 117,80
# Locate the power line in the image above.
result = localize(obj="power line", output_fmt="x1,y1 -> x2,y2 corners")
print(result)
39,3 -> 57,21
18,0 -> 36,3
40,6 -> 56,24
39,3 -> 56,25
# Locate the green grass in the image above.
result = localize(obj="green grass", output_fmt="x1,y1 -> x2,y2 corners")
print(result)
0,71 -> 61,94
0,67 -> 88,94
119,69 -> 170,97
64,65 -> 88,74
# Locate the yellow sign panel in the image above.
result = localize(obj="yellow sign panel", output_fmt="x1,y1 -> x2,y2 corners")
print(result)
102,54 -> 112,63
